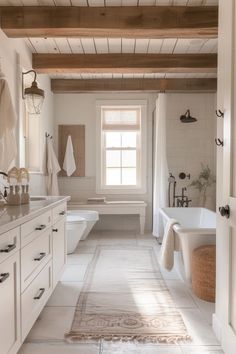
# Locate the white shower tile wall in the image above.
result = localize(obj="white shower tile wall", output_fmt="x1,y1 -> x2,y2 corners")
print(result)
166,93 -> 217,209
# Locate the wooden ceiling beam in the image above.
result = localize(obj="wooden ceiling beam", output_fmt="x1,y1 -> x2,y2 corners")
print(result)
32,53 -> 217,74
0,6 -> 218,38
51,78 -> 217,93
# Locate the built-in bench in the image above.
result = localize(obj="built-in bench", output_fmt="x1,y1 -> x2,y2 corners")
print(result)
68,201 -> 147,234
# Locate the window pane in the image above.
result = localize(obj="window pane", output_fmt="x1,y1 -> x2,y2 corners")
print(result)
106,168 -> 121,185
122,132 -> 137,148
105,132 -> 121,148
122,168 -> 137,185
122,150 -> 136,167
106,151 -> 121,167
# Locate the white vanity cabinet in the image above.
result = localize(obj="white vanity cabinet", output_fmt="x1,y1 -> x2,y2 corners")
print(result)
52,217 -> 66,287
0,197 -> 69,354
0,229 -> 20,354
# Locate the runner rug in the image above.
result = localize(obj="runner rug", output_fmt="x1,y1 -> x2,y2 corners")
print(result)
65,246 -> 190,343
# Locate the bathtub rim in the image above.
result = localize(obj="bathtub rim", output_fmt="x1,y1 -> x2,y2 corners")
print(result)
160,207 -> 216,235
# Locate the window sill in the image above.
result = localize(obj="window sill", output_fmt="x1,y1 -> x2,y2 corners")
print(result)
96,187 -> 146,195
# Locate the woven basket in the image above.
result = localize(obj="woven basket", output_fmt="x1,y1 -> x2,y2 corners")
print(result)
192,245 -> 216,302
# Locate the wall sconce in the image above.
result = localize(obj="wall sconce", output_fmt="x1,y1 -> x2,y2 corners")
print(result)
180,109 -> 197,123
22,70 -> 45,115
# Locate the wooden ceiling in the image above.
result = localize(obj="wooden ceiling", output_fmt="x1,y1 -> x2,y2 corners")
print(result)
0,0 -> 219,92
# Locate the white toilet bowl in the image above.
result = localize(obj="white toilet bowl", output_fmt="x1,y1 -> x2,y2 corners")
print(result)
67,210 -> 99,240
66,214 -> 87,254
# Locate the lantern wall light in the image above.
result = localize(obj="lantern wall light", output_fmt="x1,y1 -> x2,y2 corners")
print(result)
22,70 -> 45,115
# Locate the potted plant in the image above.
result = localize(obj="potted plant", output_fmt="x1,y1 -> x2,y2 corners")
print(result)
189,164 -> 216,208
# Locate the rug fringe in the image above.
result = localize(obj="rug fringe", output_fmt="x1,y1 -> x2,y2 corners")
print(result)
65,332 -> 191,344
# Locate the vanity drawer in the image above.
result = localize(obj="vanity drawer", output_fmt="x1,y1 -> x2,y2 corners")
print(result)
21,261 -> 52,342
21,210 -> 52,247
21,230 -> 52,292
52,202 -> 67,224
0,227 -> 20,264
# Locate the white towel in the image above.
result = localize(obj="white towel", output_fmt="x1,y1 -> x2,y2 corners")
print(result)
160,218 -> 178,271
46,138 -> 61,196
0,79 -> 17,171
63,135 -> 76,177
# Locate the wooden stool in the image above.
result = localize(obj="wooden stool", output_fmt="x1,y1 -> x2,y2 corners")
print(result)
192,245 -> 216,302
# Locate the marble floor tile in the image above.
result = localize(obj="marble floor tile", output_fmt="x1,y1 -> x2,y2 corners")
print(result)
20,231 -> 223,354
159,267 -> 180,280
61,265 -> 88,282
101,342 -> 182,354
180,345 -> 224,354
26,307 -> 75,341
165,280 -> 197,308
190,291 -> 215,325
178,308 -> 219,346
18,342 -> 100,354
75,244 -> 98,254
67,253 -> 94,265
100,230 -> 136,238
46,282 -> 83,307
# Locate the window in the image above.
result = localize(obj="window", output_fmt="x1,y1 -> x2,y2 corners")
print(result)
96,101 -> 147,194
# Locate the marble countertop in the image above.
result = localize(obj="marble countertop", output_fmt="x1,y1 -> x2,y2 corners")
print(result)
0,196 -> 70,235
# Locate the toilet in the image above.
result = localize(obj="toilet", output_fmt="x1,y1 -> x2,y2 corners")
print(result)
66,210 -> 99,254
66,214 -> 87,254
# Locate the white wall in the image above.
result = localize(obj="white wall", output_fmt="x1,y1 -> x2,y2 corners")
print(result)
54,92 -> 157,231
54,91 -> 216,231
0,30 -> 54,195
166,93 -> 216,209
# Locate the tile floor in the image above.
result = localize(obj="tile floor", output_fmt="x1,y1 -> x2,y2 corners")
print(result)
18,231 -> 224,354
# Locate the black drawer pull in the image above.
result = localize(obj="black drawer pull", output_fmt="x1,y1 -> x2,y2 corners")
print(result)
34,252 -> 46,261
35,225 -> 46,231
34,288 -> 45,300
59,211 -> 65,216
0,273 -> 10,283
0,244 -> 16,253
52,228 -> 58,232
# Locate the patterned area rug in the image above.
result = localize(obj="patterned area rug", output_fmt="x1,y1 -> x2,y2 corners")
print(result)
65,246 -> 190,343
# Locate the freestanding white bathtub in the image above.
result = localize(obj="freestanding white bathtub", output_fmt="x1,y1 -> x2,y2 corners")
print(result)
160,207 -> 216,283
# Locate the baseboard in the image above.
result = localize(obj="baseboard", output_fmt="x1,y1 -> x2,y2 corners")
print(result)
213,313 -> 222,343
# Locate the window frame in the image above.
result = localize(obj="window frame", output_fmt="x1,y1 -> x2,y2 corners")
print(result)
96,100 -> 147,194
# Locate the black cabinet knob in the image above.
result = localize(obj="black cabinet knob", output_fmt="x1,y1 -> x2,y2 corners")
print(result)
219,205 -> 230,218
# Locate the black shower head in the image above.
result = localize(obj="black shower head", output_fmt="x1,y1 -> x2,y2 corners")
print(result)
180,109 -> 197,123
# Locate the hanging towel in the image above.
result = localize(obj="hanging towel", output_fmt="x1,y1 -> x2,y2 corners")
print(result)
0,79 -> 17,172
160,219 -> 178,271
63,135 -> 76,177
46,138 -> 61,196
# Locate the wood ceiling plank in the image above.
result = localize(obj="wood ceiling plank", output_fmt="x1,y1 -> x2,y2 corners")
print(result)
135,39 -> 150,53
67,38 -> 84,53
0,6 -> 218,38
51,77 -> 217,92
33,53 -> 217,74
71,0 -> 87,5
54,38 -> 72,53
108,38 -> 121,53
122,38 -> 135,53
160,38 -> 177,53
148,39 -> 163,53
80,38 -> 96,53
30,37 -> 59,53
94,38 -> 109,53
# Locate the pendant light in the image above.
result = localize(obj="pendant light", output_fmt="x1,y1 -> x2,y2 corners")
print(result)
22,70 -> 45,115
